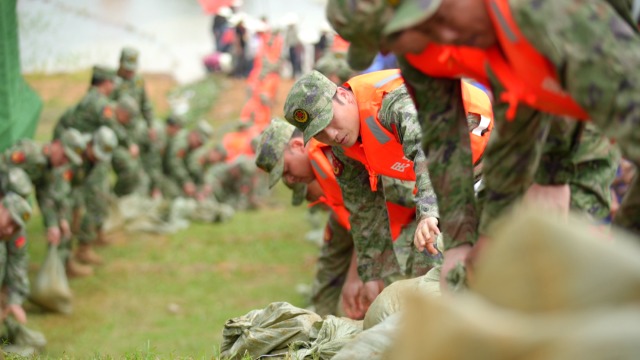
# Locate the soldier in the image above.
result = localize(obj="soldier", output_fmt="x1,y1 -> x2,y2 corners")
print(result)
163,120 -> 214,198
70,126 -> 118,268
110,95 -> 150,196
52,66 -> 116,138
326,0 -> 629,283
0,193 -> 45,352
141,119 -> 169,199
0,129 -> 91,276
155,114 -> 186,199
283,71 -> 466,308
255,119 -> 359,317
112,47 -> 154,126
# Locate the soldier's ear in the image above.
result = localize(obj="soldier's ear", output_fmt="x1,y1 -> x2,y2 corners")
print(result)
289,138 -> 305,152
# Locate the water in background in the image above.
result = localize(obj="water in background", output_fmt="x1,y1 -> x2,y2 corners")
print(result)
18,0 -> 327,83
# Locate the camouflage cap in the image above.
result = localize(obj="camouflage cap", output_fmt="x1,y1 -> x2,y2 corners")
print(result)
284,180 -> 307,206
196,120 -> 214,141
255,119 -> 296,188
166,114 -> 186,127
60,128 -> 90,166
4,168 -> 33,198
283,71 -> 337,144
92,65 -> 115,83
120,47 -> 139,71
2,192 -> 32,229
92,126 -> 118,162
326,0 -> 393,70
117,95 -> 141,118
326,0 -> 442,70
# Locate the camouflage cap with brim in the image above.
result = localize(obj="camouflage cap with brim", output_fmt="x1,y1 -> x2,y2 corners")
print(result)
283,71 -> 337,145
285,181 -> 307,206
383,0 -> 443,36
255,119 -> 296,188
2,192 -> 32,229
326,0 -> 394,70
196,120 -> 214,141
5,168 -> 33,198
92,126 -> 118,162
60,128 -> 90,166
120,47 -> 139,71
117,95 -> 141,118
92,65 -> 116,82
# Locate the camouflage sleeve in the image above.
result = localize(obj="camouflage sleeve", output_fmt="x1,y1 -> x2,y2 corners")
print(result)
36,190 -> 60,229
139,79 -> 154,126
379,85 -> 438,219
166,142 -> 192,186
331,147 -> 398,282
398,58 -> 479,250
186,152 -> 204,185
5,232 -> 29,305
519,0 -> 640,156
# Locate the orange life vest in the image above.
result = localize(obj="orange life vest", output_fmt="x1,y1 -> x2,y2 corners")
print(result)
222,129 -> 256,163
331,35 -> 350,53
307,140 -> 351,230
309,140 -> 415,241
344,70 -> 493,191
405,0 -> 589,121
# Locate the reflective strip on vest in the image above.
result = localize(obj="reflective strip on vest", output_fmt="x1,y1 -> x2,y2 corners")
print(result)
375,73 -> 402,88
310,159 -> 328,179
365,116 -> 392,145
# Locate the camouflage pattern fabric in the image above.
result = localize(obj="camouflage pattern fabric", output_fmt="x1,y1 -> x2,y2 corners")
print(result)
163,129 -> 196,196
0,231 -> 29,305
112,74 -> 154,126
74,160 -> 111,245
310,215 -> 354,317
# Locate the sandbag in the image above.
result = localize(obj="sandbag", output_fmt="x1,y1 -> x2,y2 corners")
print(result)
332,313 -> 402,360
387,292 -> 640,360
289,315 -> 363,359
220,302 -> 322,359
30,245 -> 72,314
471,208 -> 640,312
363,266 -> 440,330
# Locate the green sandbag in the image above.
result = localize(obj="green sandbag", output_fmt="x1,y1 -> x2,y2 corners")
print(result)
220,302 -> 322,359
289,315 -> 363,359
29,245 -> 72,314
363,267 -> 441,330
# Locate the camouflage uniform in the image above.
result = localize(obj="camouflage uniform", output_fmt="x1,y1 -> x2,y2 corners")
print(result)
70,127 -> 118,249
53,67 -> 117,138
313,51 -> 354,85
283,72 -> 439,282
112,47 -> 154,126
326,0 -> 628,251
206,155 -> 258,210
110,96 -> 150,196
141,119 -> 169,196
0,194 -> 44,349
254,120 -> 354,316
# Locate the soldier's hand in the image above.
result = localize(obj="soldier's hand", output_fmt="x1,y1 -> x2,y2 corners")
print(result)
414,217 -> 440,255
440,244 -> 473,291
202,184 -> 213,197
5,304 -> 27,324
341,278 -> 364,319
523,184 -> 570,218
183,182 -> 197,197
358,280 -> 384,314
151,188 -> 162,199
59,219 -> 71,238
47,226 -> 61,246
129,144 -> 140,158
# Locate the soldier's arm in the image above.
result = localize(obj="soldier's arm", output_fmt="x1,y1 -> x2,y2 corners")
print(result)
398,58 -> 478,250
333,147 -> 398,282
519,0 -> 640,148
139,78 -> 154,126
166,142 -> 193,186
5,233 -> 30,305
380,86 -> 438,219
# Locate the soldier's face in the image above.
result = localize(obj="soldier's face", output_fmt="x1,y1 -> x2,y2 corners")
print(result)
119,68 -> 135,80
387,0 -> 496,53
116,108 -> 131,125
305,180 -> 324,203
282,138 -> 315,184
0,205 -> 18,240
315,88 -> 360,148
49,141 -> 69,167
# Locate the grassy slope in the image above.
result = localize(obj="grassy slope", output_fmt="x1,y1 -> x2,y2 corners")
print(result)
20,72 -> 316,358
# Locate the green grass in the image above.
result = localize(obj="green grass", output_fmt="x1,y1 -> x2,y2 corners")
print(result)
17,73 -> 320,358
